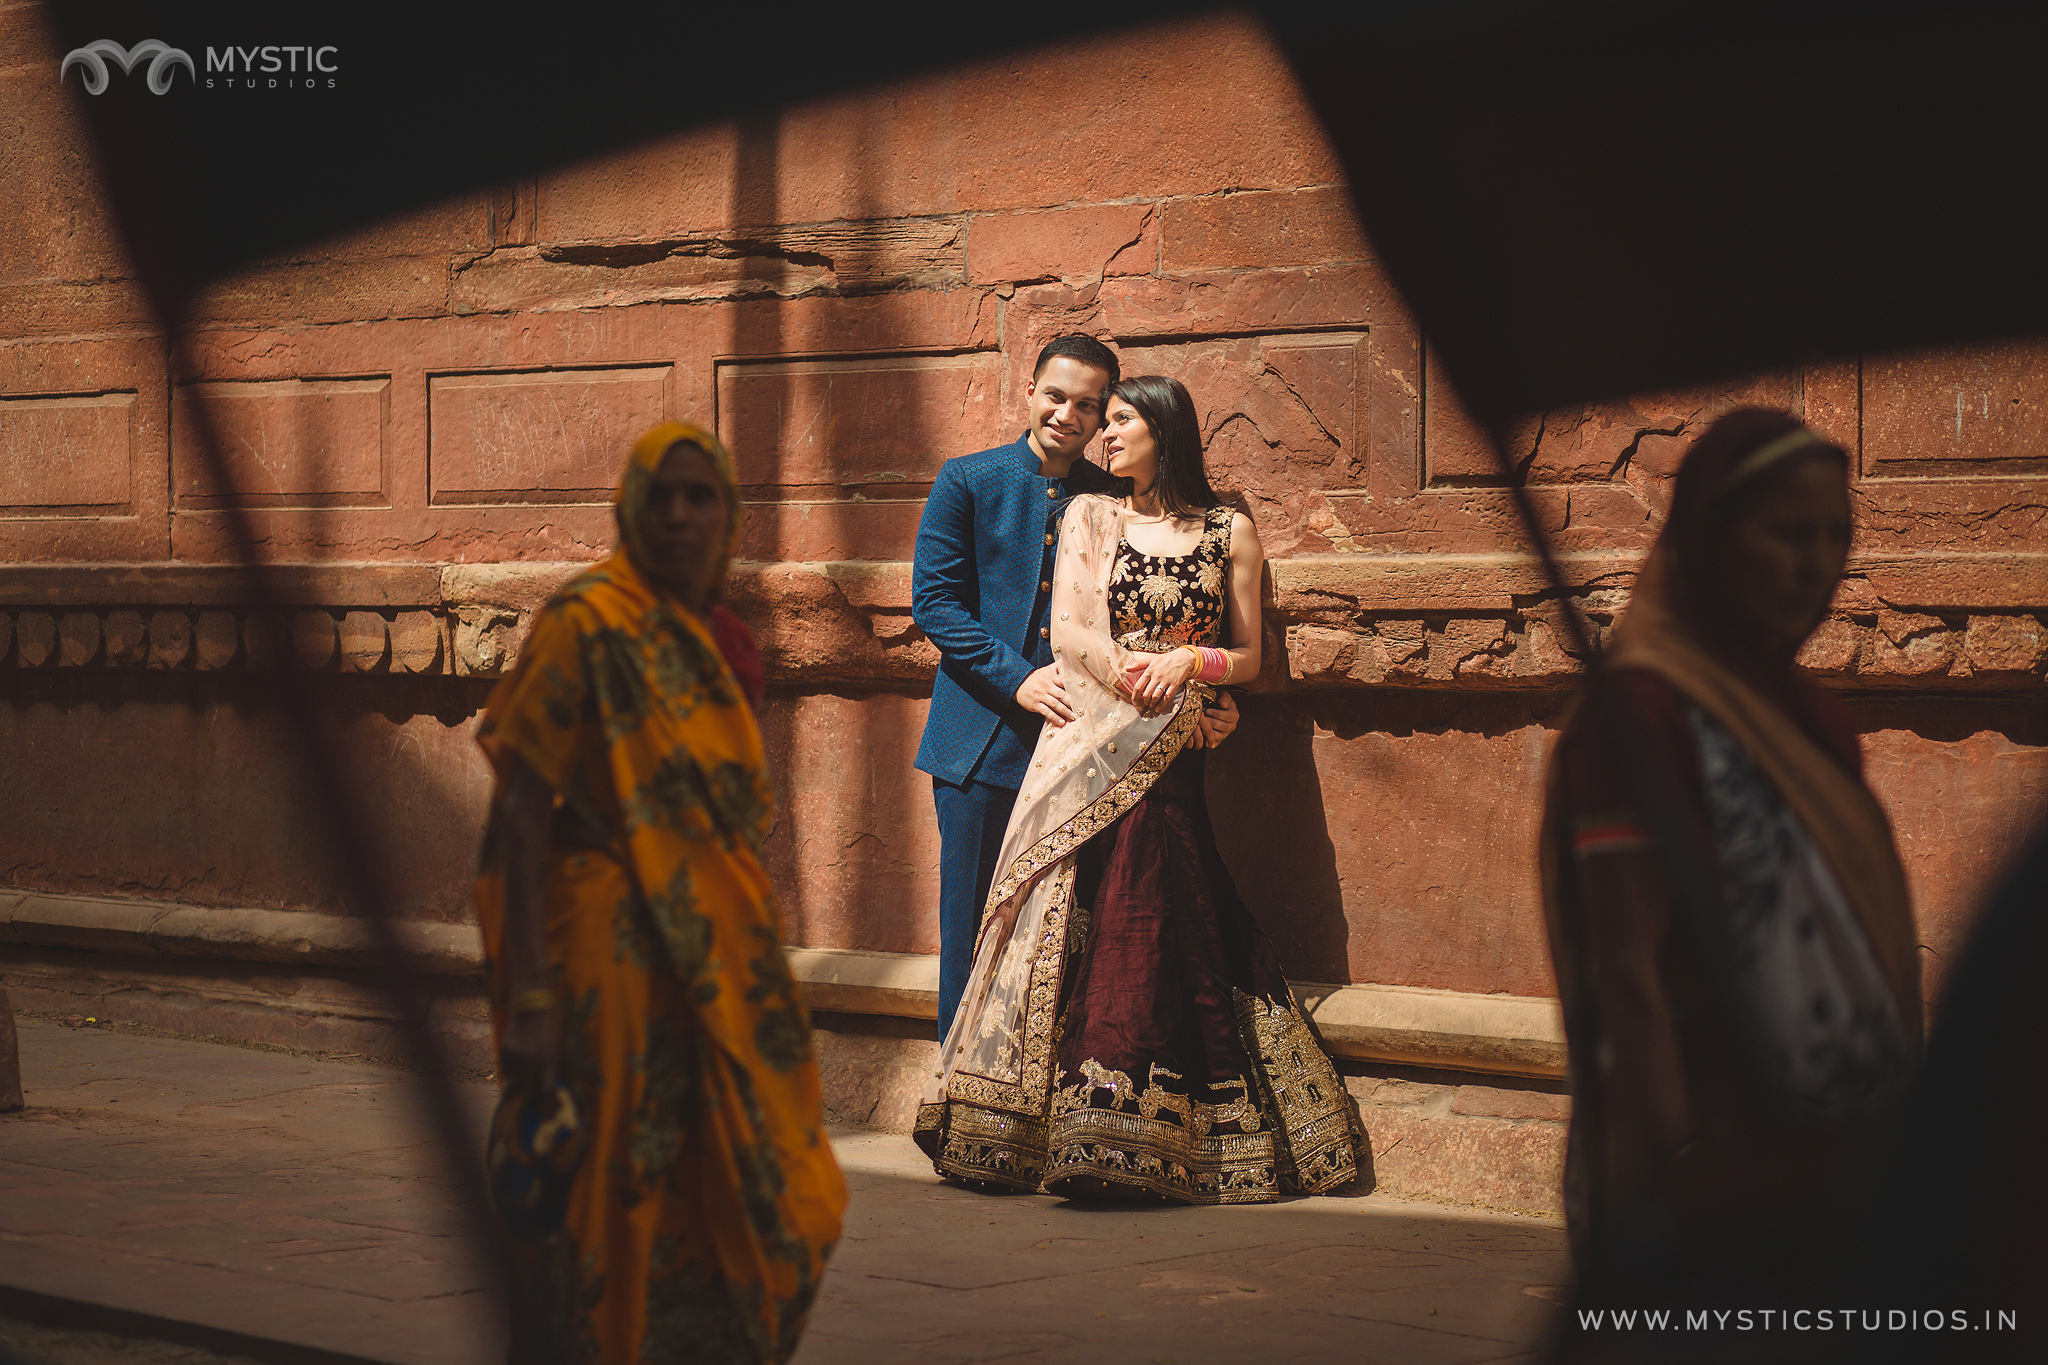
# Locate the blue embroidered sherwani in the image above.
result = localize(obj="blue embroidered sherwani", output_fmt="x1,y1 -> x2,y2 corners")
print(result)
912,432 -> 1114,1031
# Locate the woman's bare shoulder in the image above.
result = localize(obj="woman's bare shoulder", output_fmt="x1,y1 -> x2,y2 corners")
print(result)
1227,508 -> 1262,557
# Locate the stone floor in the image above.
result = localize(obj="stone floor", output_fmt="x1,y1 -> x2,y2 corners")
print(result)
0,1018 -> 1570,1365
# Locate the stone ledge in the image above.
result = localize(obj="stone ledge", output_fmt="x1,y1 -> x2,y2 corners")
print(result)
6,553 -> 2038,688
0,892 -> 1567,1076
0,892 -> 484,975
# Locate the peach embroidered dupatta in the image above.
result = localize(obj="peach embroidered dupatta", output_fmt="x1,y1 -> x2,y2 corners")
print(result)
914,494 -> 1211,1186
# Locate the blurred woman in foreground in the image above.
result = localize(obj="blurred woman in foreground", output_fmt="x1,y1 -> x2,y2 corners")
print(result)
475,422 -> 842,1365
1541,409 -> 1920,1299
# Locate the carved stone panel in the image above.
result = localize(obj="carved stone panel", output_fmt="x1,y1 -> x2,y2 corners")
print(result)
1859,339 -> 2048,479
428,366 -> 670,505
1110,332 -> 1365,557
173,378 -> 390,508
715,352 -> 1003,493
0,391 -> 135,514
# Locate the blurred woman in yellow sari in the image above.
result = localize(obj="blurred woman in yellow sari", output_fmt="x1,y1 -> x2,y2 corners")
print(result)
474,422 -> 843,1365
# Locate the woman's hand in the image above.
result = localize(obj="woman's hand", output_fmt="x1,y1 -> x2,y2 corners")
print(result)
1120,647 -> 1200,716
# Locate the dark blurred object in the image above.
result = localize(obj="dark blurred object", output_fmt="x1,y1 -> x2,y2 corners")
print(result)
1841,824 -> 2048,1364
487,1082 -> 587,1241
1268,0 -> 2048,427
42,0 -> 1205,316
47,2 -> 2048,418
0,988 -> 21,1112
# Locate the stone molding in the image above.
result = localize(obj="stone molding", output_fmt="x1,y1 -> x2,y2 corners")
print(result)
0,891 -> 483,975
4,553 -> 2041,689
1,891 -> 1566,1076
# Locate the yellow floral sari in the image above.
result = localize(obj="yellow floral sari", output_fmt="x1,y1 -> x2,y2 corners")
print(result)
474,423 -> 844,1365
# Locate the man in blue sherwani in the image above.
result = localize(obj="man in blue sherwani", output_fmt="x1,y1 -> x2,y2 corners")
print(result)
913,335 -> 1237,1036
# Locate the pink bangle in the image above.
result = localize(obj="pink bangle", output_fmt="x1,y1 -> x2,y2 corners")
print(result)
1198,646 -> 1228,683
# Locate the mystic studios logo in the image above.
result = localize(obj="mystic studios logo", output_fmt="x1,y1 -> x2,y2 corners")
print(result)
61,38 -> 340,93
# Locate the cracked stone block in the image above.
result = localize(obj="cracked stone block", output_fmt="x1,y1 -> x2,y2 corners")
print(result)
1877,609 -> 1945,646
148,611 -> 192,669
1868,612 -> 1956,677
1514,618 -> 1582,681
1286,625 -> 1359,683
454,607 -> 519,676
340,611 -> 390,671
57,613 -> 100,667
390,611 -> 443,674
1430,619 -> 1509,681
967,203 -> 1156,285
103,610 -> 148,665
244,611 -> 289,669
1797,617 -> 1862,676
1963,614 -> 2048,677
291,611 -> 338,669
1377,620 -> 1428,681
195,611 -> 239,670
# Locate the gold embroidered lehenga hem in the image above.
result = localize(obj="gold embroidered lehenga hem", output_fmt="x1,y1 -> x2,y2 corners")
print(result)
913,496 -> 1365,1204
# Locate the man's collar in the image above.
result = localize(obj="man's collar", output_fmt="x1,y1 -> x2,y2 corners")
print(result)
1016,430 -> 1110,486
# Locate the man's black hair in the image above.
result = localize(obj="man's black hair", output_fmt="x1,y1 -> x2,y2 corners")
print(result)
1031,334 -> 1120,389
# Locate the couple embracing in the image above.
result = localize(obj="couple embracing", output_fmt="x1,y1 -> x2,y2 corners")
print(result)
910,335 -> 1365,1204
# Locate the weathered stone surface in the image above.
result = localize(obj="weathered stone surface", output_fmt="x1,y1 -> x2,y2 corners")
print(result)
340,611 -> 391,671
757,692 -> 941,957
1962,613 -> 2048,677
390,610 -> 445,674
535,12 -> 1339,235
968,204 -> 1156,284
1869,610 -> 1956,677
718,352 -> 1003,490
1452,1084 -> 1573,1124
0,698 -> 493,921
147,611 -> 191,668
291,611 -> 338,669
0,563 -> 443,609
456,219 -> 964,314
173,379 -> 389,507
1797,616 -> 1863,675
1861,338 -> 2048,478
1861,710 -> 2048,1004
186,256 -> 451,327
195,611 -> 239,669
440,563 -> 583,615
728,566 -> 938,684
243,611 -> 289,669
812,1027 -> 939,1135
1161,186 -> 1369,271
1348,1075 -> 1566,1214
1433,619 -> 1512,681
56,612 -> 99,666
453,607 -> 519,676
102,610 -> 147,665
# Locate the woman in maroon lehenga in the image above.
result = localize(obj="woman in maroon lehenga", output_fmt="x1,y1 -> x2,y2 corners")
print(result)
913,376 -> 1364,1204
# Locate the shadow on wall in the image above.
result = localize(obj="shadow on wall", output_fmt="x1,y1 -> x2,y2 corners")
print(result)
1206,688 -> 1577,998
0,669 -> 496,921
1205,696 -> 1349,983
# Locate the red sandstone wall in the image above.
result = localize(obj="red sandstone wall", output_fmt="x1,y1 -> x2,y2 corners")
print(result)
2,11 -> 2043,1013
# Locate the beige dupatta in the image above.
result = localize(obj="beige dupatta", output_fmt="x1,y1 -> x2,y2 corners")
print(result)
915,494 -> 1211,1185
1597,546 -> 1923,1034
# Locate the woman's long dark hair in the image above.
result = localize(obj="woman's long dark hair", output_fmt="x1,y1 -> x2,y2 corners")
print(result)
1107,374 -> 1220,519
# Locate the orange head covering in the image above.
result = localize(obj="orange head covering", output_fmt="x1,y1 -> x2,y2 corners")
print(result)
614,420 -> 743,592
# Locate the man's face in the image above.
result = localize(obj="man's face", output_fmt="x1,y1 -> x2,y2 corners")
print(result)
1026,356 -> 1111,460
